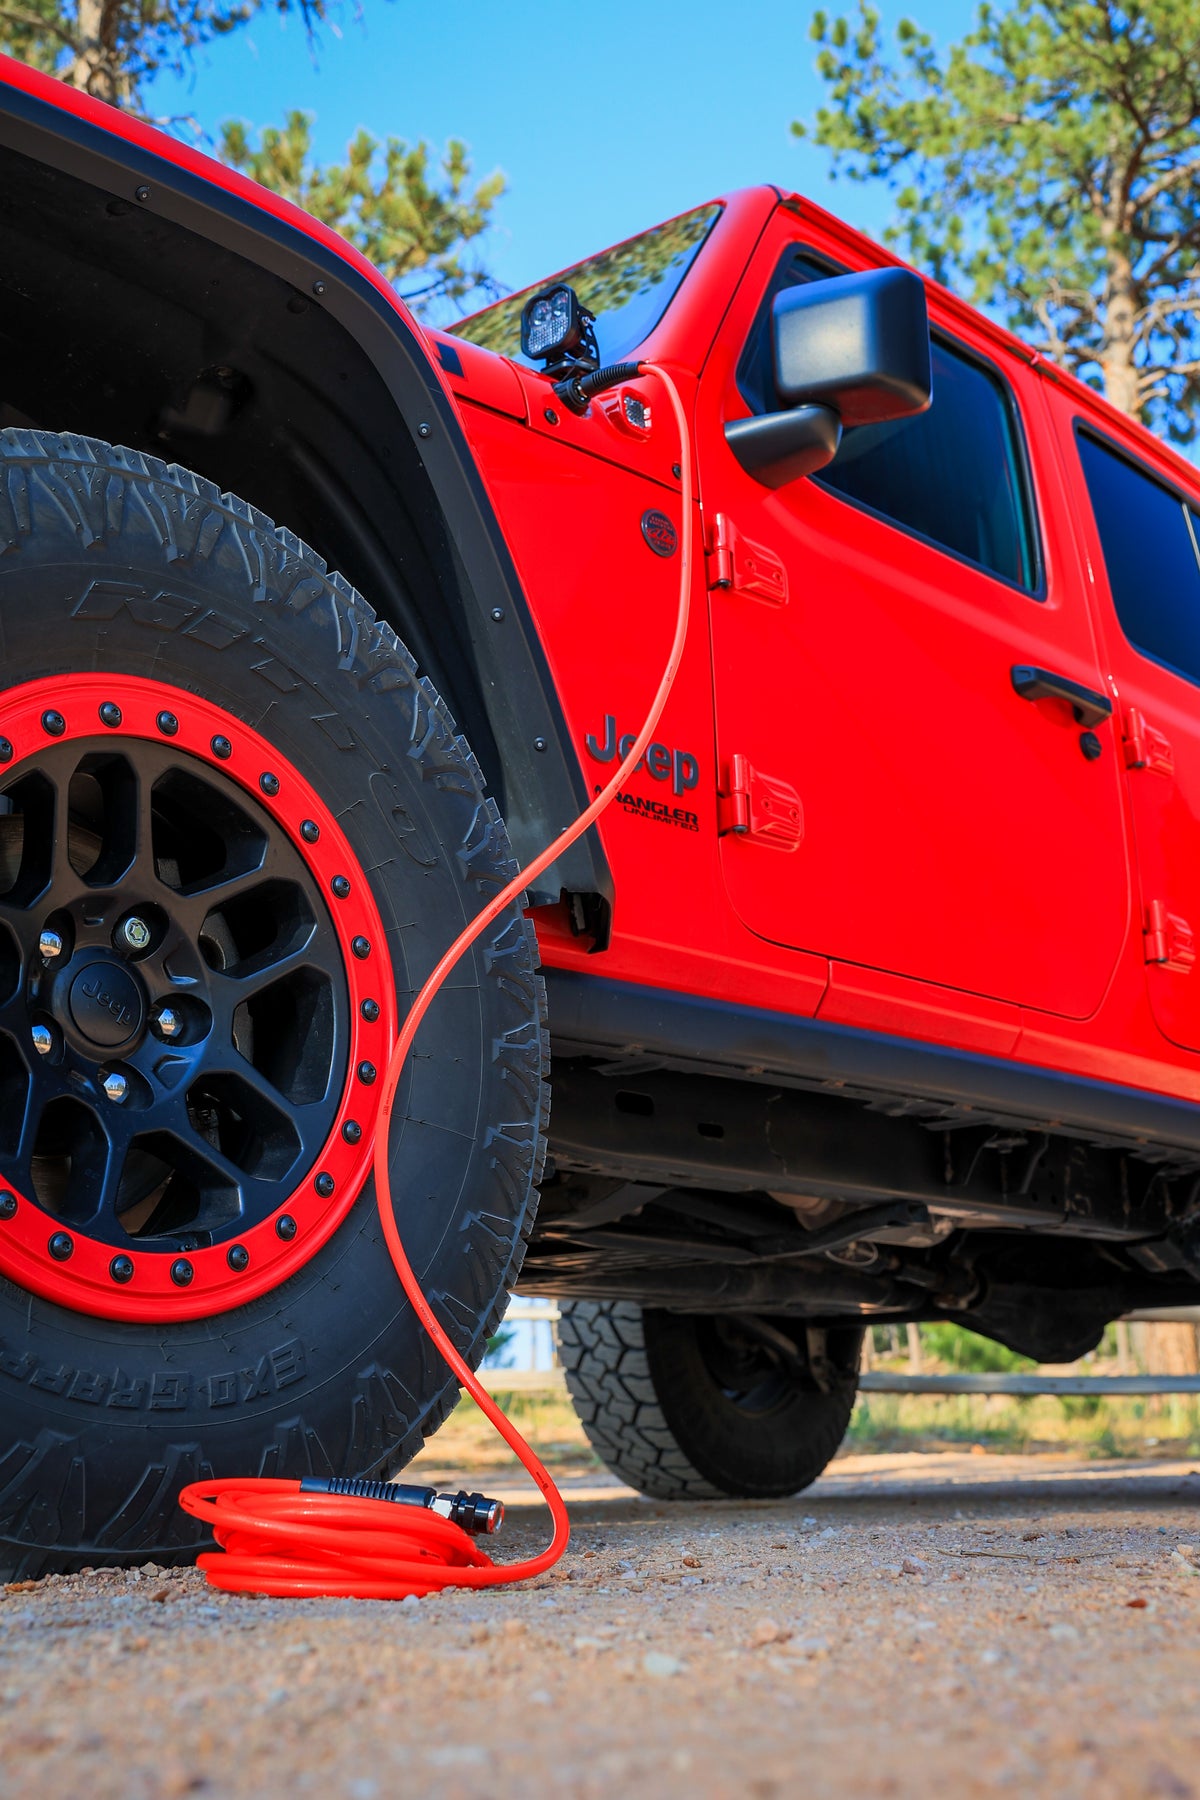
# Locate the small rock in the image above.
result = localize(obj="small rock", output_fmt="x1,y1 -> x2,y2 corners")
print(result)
1048,1623 -> 1080,1642
748,1618 -> 788,1649
900,1557 -> 927,1576
681,1555 -> 701,1569
1170,1551 -> 1200,1577
642,1651 -> 685,1678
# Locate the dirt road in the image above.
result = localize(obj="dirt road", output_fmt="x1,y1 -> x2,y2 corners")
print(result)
2,1450 -> 1199,1799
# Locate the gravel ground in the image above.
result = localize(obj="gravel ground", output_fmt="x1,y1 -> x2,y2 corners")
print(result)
2,1449 -> 1199,1800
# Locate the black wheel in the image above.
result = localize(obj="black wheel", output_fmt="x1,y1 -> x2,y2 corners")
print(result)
0,430 -> 547,1579
558,1301 -> 860,1499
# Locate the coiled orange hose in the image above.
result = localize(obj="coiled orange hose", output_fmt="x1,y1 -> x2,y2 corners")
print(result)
179,363 -> 693,1598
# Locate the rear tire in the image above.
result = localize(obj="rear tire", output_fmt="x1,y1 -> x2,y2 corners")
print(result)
558,1301 -> 860,1499
0,430 -> 547,1579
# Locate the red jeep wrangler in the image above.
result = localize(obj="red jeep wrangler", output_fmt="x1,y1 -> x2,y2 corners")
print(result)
1,55 -> 1199,1577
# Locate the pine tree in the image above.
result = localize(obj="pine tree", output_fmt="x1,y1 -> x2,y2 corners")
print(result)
796,0 -> 1200,439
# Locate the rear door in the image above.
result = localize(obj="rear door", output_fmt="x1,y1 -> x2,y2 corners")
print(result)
698,216 -> 1131,1018
1058,417 -> 1200,1051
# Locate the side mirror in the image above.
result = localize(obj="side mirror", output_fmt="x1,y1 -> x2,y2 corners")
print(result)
726,266 -> 932,487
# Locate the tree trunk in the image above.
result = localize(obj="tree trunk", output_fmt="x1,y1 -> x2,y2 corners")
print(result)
1141,1321 -> 1200,1377
1100,248 -> 1141,417
62,0 -> 123,106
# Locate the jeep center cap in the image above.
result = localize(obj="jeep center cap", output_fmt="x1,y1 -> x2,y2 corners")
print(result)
67,959 -> 146,1049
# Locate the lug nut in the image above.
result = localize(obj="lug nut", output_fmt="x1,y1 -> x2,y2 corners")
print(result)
38,929 -> 64,961
122,917 -> 151,952
103,1071 -> 129,1103
31,1023 -> 54,1056
154,1006 -> 182,1040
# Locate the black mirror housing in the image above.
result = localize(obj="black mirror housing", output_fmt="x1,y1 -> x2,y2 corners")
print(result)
772,266 -> 932,427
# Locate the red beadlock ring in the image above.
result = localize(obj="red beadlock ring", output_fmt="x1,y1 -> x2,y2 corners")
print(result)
0,674 -> 397,1322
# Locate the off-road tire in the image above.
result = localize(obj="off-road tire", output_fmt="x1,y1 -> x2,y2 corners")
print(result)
558,1301 -> 860,1499
0,429 -> 548,1579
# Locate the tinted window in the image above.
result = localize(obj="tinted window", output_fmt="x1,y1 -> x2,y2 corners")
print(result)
819,342 -> 1037,590
454,204 -> 721,367
738,253 -> 1039,591
1077,433 -> 1200,686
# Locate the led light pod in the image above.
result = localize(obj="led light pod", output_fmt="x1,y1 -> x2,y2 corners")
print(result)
520,283 -> 593,364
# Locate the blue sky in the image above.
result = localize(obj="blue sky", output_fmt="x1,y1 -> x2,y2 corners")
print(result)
150,0 -> 978,308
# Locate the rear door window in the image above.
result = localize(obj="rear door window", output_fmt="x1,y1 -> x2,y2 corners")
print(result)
1076,432 -> 1200,687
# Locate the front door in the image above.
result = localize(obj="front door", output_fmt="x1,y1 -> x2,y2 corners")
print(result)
698,218 -> 1130,1018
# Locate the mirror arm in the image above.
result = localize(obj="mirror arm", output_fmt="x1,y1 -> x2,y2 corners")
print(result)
724,404 -> 842,489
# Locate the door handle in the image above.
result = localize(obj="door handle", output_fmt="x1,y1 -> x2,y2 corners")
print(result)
1010,664 -> 1113,729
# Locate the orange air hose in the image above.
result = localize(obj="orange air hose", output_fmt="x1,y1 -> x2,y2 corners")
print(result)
179,362 -> 693,1598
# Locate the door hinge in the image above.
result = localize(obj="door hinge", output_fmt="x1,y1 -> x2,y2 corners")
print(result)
718,753 -> 804,850
707,513 -> 788,607
1123,707 -> 1174,776
1144,899 -> 1195,972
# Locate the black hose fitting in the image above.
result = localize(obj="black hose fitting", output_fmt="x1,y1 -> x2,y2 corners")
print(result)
298,1474 -> 504,1535
553,360 -> 645,415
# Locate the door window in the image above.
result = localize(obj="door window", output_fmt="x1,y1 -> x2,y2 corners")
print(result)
737,253 -> 1040,592
1076,430 -> 1200,688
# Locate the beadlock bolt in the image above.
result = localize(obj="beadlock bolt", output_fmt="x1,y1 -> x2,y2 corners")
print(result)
211,735 -> 232,760
0,738 -> 12,764
109,1254 -> 134,1284
351,936 -> 370,960
170,1257 -> 194,1286
39,929 -> 64,961
156,710 -> 178,737
331,875 -> 351,900
276,1213 -> 298,1239
122,917 -> 151,952
48,1231 -> 73,1261
103,1071 -> 129,1104
259,772 -> 280,797
0,1191 -> 16,1220
98,702 -> 122,728
41,710 -> 65,737
360,999 -> 380,1023
31,1023 -> 54,1056
227,1244 -> 250,1271
300,819 -> 320,844
314,1172 -> 335,1198
342,1120 -> 362,1144
357,1061 -> 377,1086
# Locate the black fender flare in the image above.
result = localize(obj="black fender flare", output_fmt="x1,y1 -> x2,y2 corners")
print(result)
0,68 -> 611,925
